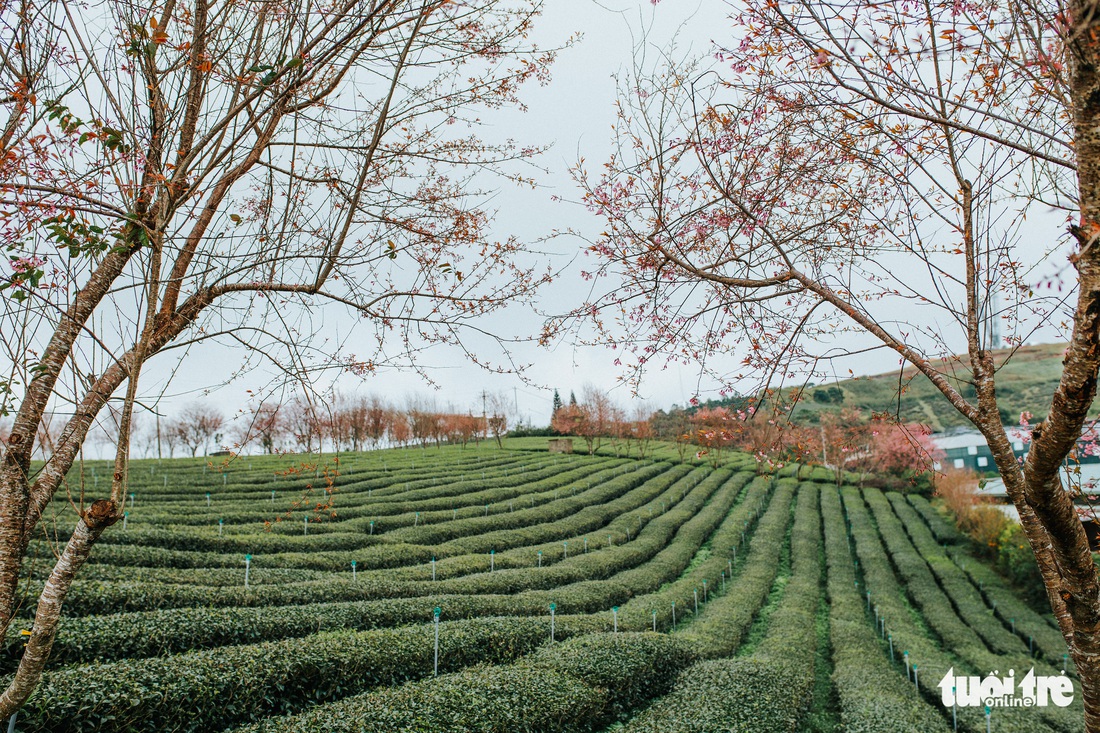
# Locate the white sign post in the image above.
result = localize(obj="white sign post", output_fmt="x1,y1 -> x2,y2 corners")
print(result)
434,607 -> 441,676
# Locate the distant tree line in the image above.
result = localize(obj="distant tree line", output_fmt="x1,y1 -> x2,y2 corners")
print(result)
2,392 -> 514,460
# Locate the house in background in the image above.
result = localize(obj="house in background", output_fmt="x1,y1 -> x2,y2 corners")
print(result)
940,426 -> 1100,549
931,427 -> 1029,473
931,424 -> 1100,474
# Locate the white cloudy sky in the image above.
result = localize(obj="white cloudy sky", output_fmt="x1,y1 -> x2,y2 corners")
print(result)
144,0 -> 739,429
126,0 -> 1071,436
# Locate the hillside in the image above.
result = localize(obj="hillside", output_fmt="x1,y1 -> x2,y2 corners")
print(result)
792,342 -> 1078,430
10,446 -> 1073,732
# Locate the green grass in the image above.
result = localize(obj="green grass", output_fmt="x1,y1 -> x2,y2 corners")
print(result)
5,444 -> 1075,733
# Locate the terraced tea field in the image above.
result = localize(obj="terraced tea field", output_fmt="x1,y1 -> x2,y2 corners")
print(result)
6,447 -> 1079,732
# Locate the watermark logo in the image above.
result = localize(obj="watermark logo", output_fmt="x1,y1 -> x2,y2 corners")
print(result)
938,668 -> 1074,708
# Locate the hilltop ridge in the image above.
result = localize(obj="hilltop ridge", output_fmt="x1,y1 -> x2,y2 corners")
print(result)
790,342 -> 1079,430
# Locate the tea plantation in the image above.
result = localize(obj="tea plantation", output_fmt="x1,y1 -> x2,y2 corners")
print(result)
4,447 -> 1080,732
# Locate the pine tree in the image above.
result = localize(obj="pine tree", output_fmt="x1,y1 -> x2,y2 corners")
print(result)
569,390 -> 577,406
551,389 -> 563,419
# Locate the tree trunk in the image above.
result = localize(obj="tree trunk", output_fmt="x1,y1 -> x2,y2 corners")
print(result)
0,501 -> 117,718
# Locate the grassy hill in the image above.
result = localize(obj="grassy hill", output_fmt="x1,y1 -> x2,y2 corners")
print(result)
791,342 -> 1076,430
7,445 -> 1074,732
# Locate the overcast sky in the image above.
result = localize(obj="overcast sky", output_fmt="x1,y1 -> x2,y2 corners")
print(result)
139,1 -> 739,431
131,0 -> 1070,437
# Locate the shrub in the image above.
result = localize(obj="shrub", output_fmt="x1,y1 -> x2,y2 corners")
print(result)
20,618 -> 573,733
230,633 -> 695,733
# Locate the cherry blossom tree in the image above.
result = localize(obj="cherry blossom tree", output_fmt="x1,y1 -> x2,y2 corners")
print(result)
869,420 -> 944,484
559,0 -> 1100,725
173,403 -> 225,458
239,403 -> 286,455
485,391 -> 510,449
0,0 -> 557,714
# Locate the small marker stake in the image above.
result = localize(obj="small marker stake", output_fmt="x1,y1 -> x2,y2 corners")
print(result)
985,705 -> 991,733
122,512 -> 128,531
550,603 -> 556,642
433,607 -> 441,676
889,634 -> 894,662
490,549 -> 494,572
612,606 -> 619,633
953,686 -> 957,731
904,651 -> 910,681
245,554 -> 252,588
351,560 -> 357,581
694,589 -> 699,615
913,664 -> 918,690
415,512 -> 420,526
563,541 -> 568,558
271,490 -> 275,504
304,515 -> 308,535
671,602 -> 676,628
584,537 -> 588,553
218,519 -> 223,537
432,557 -> 436,581
370,521 -> 374,535
129,492 -> 134,508
608,534 -> 612,548
538,551 -> 542,568
652,610 -> 657,632
206,493 -> 211,507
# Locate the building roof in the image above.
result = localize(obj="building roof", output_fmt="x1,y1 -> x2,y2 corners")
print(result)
931,426 -> 1031,451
